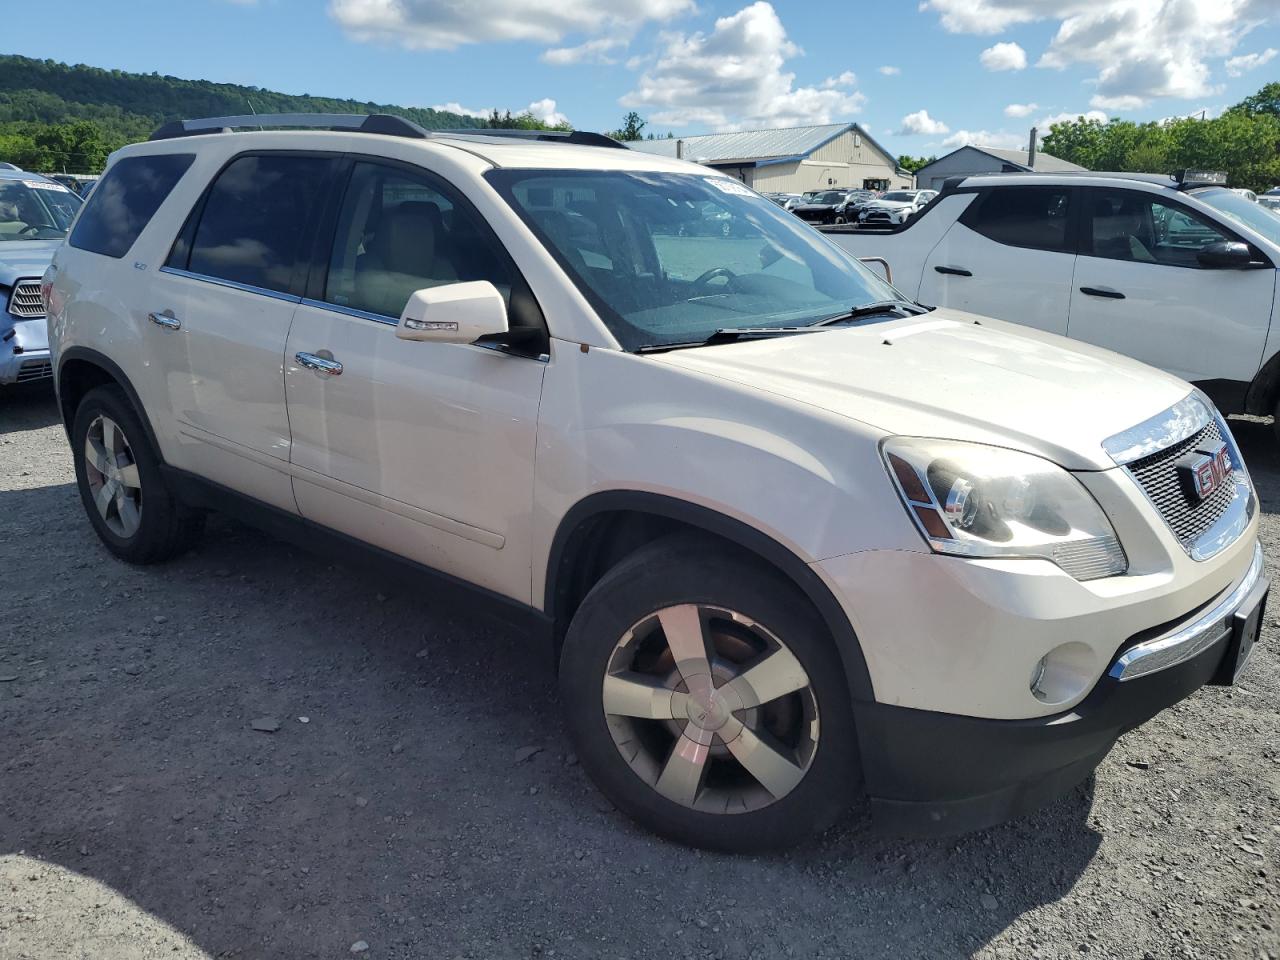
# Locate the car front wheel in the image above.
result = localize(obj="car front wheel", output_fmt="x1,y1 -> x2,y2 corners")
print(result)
72,385 -> 204,564
559,535 -> 859,851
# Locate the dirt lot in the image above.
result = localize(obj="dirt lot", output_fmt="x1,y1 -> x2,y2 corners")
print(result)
1,382 -> 1278,960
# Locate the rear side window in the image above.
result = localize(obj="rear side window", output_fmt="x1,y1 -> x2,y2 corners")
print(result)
962,187 -> 1072,252
178,154 -> 334,295
68,154 -> 194,258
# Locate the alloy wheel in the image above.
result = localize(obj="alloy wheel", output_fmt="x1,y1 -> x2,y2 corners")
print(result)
602,603 -> 819,814
84,414 -> 143,538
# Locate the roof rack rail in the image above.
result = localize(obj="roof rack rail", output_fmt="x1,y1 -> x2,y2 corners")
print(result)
149,113 -> 430,141
436,128 -> 627,149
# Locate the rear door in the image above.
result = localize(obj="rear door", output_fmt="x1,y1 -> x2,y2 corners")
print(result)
920,185 -> 1077,334
147,151 -> 340,512
1067,187 -> 1275,388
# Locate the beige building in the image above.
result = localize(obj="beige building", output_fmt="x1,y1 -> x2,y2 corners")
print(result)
627,123 -> 914,193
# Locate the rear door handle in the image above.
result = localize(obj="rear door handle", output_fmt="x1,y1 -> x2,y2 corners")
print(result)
295,351 -> 343,376
147,310 -> 181,330
1080,286 -> 1125,299
934,266 -> 972,277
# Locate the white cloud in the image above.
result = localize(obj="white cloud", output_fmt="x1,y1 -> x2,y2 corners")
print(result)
620,2 -> 867,130
542,35 -> 629,65
1003,102 -> 1038,117
526,98 -> 571,126
941,128 -> 1028,149
1226,47 -> 1278,75
1037,109 -> 1108,128
329,0 -> 692,49
980,41 -> 1027,70
921,0 -> 1279,110
899,109 -> 951,135
878,65 -> 901,75
429,98 -> 570,126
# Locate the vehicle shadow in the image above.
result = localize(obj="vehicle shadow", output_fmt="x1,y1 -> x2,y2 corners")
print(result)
0,382 -> 61,433
0,477 -> 1103,959
1229,415 -> 1280,512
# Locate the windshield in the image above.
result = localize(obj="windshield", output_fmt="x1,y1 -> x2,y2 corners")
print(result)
814,192 -> 846,204
487,170 -> 902,351
0,178 -> 82,241
881,192 -> 916,203
1193,187 -> 1280,246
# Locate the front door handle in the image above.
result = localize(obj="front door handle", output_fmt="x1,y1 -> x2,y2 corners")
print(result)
1080,286 -> 1125,299
934,265 -> 972,277
147,310 -> 181,330
295,351 -> 343,376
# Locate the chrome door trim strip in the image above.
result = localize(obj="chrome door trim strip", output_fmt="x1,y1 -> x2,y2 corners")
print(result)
159,266 -> 302,304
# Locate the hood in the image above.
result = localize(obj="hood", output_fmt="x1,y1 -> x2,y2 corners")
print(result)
650,309 -> 1192,471
796,202 -> 839,211
0,240 -> 61,288
866,199 -> 913,210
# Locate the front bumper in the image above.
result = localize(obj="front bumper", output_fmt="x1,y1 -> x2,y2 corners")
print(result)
855,542 -> 1266,836
1,316 -> 51,385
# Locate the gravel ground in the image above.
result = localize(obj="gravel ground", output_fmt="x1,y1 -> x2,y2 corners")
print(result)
1,382 -> 1278,960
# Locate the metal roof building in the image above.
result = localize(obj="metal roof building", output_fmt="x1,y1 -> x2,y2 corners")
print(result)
913,144 -> 1085,191
627,123 -> 914,193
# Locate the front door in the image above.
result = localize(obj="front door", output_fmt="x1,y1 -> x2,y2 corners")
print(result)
148,151 -> 339,512
284,159 -> 547,602
1067,188 -> 1276,386
920,185 -> 1077,334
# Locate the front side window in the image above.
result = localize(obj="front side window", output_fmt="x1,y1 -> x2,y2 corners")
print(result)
68,154 -> 191,257
181,154 -> 334,294
1089,190 -> 1230,268
963,186 -> 1072,252
324,161 -> 517,319
487,169 -> 900,351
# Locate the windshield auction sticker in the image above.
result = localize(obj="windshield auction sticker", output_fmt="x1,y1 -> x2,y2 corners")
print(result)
706,178 -> 754,197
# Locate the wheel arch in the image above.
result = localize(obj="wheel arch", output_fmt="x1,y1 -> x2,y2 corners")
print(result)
57,347 -> 162,459
1243,347 -> 1280,417
544,490 -> 875,703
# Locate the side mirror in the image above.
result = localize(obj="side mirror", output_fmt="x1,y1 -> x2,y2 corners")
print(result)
1197,240 -> 1255,269
396,281 -> 509,343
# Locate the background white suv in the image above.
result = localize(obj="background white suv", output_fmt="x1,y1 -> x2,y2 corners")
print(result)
46,114 -> 1265,851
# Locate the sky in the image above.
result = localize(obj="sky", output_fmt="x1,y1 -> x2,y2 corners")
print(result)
26,0 -> 1280,157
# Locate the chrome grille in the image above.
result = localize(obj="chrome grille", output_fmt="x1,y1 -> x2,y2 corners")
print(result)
1126,419 -> 1238,547
7,279 -> 44,319
15,359 -> 52,382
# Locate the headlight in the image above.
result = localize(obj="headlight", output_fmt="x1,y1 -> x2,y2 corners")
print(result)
882,438 -> 1128,581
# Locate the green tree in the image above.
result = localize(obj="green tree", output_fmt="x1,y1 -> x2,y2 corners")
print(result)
1232,82 -> 1280,118
896,154 -> 935,173
609,111 -> 646,141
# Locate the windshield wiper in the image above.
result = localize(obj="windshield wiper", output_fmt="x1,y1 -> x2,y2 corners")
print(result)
637,326 -> 825,353
812,300 -> 930,326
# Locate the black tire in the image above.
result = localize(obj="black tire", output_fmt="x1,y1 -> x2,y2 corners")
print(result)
559,535 -> 860,851
71,384 -> 204,564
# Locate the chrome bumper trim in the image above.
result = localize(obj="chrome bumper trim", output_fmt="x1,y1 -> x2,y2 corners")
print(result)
1109,542 -> 1264,682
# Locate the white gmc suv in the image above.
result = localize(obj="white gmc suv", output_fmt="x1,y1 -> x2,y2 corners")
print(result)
45,114 -> 1266,851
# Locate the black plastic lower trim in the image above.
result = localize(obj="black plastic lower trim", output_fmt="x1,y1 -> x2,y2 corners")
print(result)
1195,378 -> 1250,416
162,465 -> 553,643
857,627 -> 1235,837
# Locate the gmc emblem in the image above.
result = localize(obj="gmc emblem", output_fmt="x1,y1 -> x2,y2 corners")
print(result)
1176,441 -> 1232,502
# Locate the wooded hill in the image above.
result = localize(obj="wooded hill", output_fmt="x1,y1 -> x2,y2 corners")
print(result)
0,54 -> 555,171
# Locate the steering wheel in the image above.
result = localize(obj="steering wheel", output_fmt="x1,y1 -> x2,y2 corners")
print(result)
692,266 -> 737,290
17,224 -> 44,238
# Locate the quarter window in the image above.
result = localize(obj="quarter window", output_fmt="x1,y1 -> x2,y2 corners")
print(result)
964,187 -> 1072,252
324,161 -> 517,319
1088,190 -> 1231,268
69,153 -> 193,258
180,154 -> 334,294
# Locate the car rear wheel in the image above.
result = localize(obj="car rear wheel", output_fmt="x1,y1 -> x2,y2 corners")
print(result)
559,535 -> 859,851
72,385 -> 204,564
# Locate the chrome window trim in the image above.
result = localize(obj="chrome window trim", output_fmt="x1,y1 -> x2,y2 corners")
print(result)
158,266 -> 302,304
1110,542 -> 1263,681
299,297 -> 397,326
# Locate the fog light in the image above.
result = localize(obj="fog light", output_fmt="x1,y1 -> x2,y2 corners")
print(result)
1030,642 -> 1096,705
